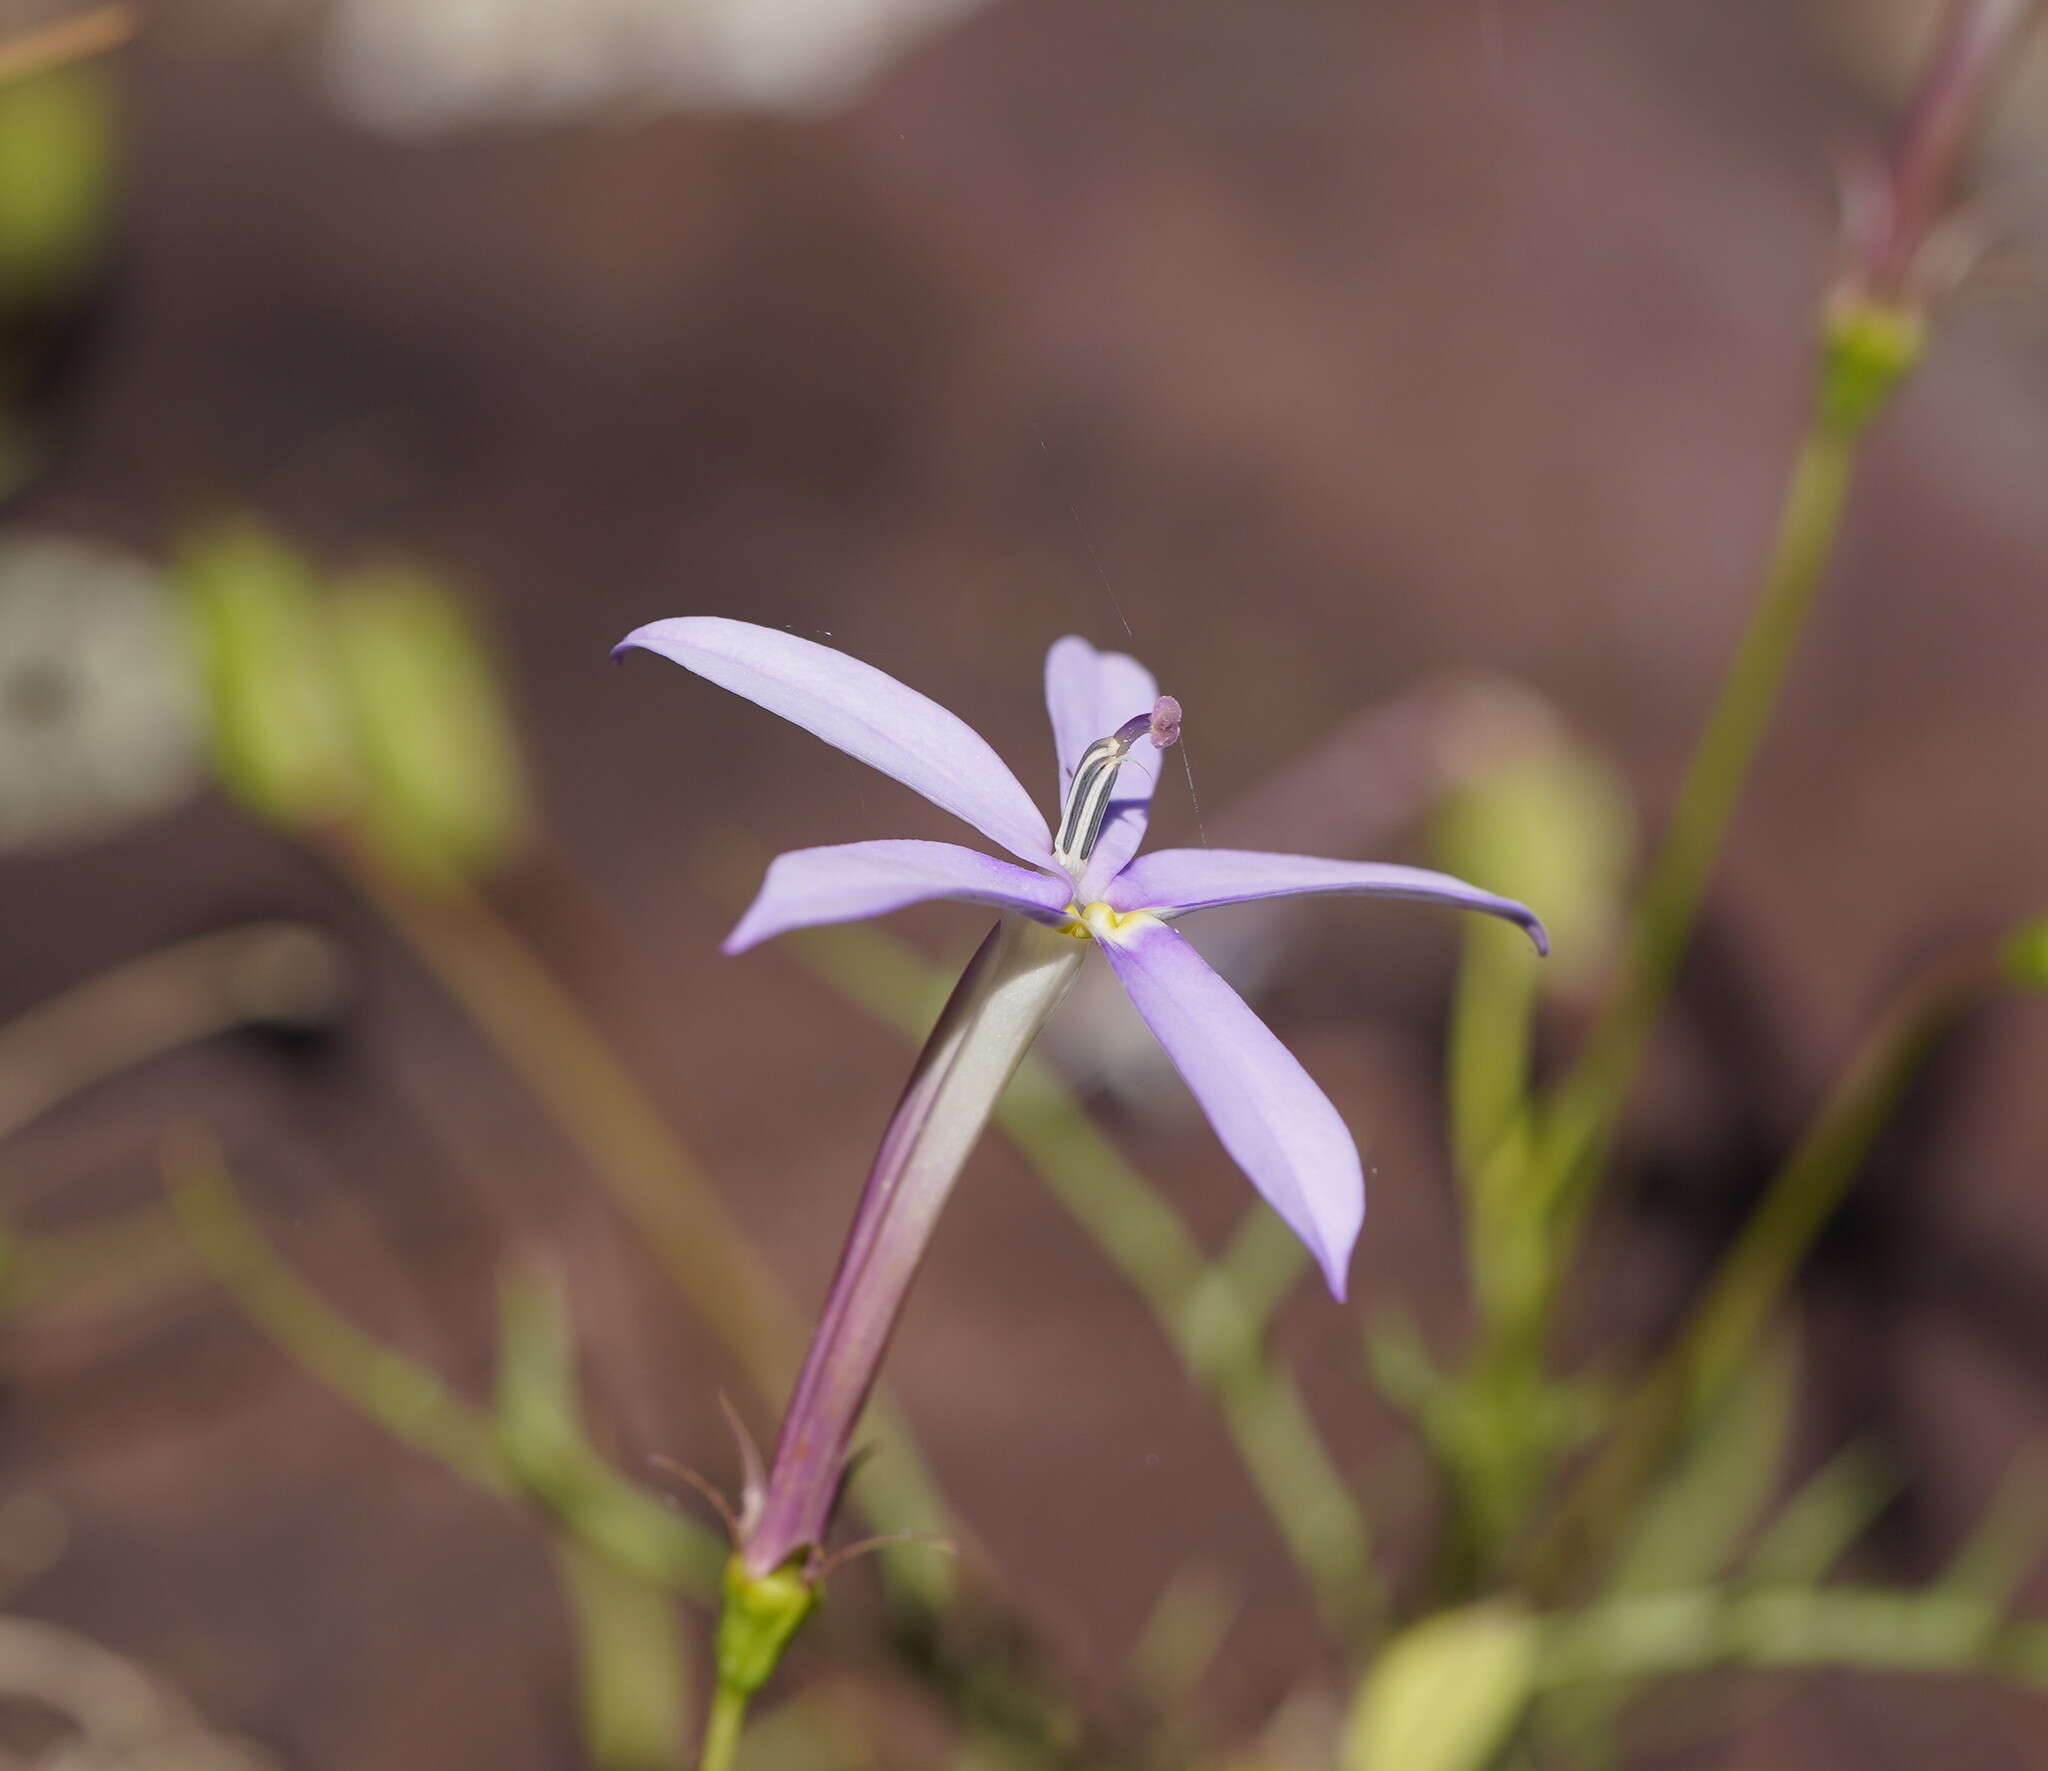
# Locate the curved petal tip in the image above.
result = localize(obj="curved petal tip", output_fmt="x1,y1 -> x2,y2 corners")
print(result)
610,625 -> 662,664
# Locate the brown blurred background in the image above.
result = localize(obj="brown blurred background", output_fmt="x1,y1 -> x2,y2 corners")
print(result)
3,0 -> 2047,1765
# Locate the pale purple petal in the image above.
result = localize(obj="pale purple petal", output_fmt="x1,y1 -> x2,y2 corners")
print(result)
1092,916 -> 1363,1297
724,840 -> 1077,954
1105,849 -> 1549,954
1044,635 -> 1161,786
1045,633 -> 1165,854
619,618 -> 1055,865
1045,636 -> 1166,895
1074,800 -> 1152,900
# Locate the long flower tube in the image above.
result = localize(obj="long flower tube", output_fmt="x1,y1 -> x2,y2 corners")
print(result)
739,912 -> 1087,1578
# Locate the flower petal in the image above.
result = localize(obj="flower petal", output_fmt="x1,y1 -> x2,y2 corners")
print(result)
1044,636 -> 1167,897
1092,915 -> 1363,1297
619,618 -> 1055,865
1074,798 -> 1153,900
725,839 -> 1076,954
1105,849 -> 1549,954
1044,635 -> 1161,786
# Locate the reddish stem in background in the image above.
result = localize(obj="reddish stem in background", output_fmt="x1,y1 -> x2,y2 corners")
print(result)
1858,0 -> 2043,303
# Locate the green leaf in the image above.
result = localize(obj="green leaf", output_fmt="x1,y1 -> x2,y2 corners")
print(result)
1127,1561 -> 1240,1713
1341,1602 -> 1539,1771
330,562 -> 528,887
1999,916 -> 2048,990
1604,1332 -> 1798,1596
1431,726 -> 1635,996
1936,1446 -> 2048,1614
1745,1443 -> 1895,1585
1434,719 -> 1633,1199
0,65 -> 114,304
180,520 -> 359,829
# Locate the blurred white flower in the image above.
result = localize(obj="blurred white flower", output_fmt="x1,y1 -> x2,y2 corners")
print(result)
0,535 -> 201,853
320,0 -> 989,132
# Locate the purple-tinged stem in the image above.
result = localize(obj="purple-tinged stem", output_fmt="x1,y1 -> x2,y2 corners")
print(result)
741,914 -> 1087,1577
1855,0 -> 2042,305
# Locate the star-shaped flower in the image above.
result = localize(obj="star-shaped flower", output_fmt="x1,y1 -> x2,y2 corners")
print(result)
617,618 -> 1545,1297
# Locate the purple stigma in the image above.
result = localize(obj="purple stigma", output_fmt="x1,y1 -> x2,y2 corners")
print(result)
1148,695 -> 1182,750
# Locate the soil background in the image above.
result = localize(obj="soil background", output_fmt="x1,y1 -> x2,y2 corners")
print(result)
4,0 -> 2048,1765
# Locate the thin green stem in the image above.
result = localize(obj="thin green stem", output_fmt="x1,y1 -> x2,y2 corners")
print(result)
697,1683 -> 749,1771
329,839 -> 957,1606
0,1204 -> 195,1328
1538,1584 -> 2048,1690
1655,953 -> 1988,1400
164,1134 -> 726,1591
1538,414 -> 1865,1227
169,1136 -> 710,1761
1448,922 -> 1542,1192
335,843 -> 799,1395
495,1270 -> 726,1592
1527,947 -> 1993,1591
0,922 -> 345,1148
164,1132 -> 513,1495
558,1542 -> 693,1771
1504,304 -> 1925,1438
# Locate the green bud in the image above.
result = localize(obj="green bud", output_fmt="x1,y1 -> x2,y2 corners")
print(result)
0,65 -> 116,306
1340,1602 -> 1538,1771
329,562 -> 528,888
1999,915 -> 2048,990
1430,714 -> 1633,993
1817,294 -> 1924,437
180,520 -> 359,830
715,1555 -> 818,1699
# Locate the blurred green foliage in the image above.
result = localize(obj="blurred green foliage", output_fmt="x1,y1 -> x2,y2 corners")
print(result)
166,1142 -> 718,1768
1431,727 -> 1634,997
332,560 -> 530,886
1602,1335 -> 1797,1598
495,1270 -> 724,1592
0,63 -> 115,305
183,522 -> 359,829
2000,913 -> 2048,987
180,518 -> 529,885
1340,1603 -> 1537,1771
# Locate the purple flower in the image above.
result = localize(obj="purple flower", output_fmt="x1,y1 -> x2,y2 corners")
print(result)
616,618 -> 1545,1299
